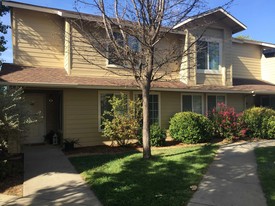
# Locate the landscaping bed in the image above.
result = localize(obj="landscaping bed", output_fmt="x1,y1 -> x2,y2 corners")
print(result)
70,144 -> 218,206
0,154 -> 24,197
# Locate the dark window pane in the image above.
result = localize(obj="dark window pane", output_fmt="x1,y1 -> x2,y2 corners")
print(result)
208,95 -> 216,112
209,42 -> 219,70
182,95 -> 192,111
197,41 -> 207,70
217,96 -> 225,104
193,95 -> 202,114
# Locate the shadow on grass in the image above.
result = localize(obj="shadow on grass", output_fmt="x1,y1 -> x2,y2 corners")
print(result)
70,144 -> 218,206
255,146 -> 275,206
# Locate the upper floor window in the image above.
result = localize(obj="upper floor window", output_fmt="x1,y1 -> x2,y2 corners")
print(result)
108,32 -> 140,66
197,39 -> 221,72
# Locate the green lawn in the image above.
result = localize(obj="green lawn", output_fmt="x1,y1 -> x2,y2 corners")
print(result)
70,144 -> 218,206
255,146 -> 275,206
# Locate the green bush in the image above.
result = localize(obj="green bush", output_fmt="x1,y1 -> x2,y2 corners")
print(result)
242,107 -> 275,139
102,94 -> 142,146
169,112 -> 212,144
137,123 -> 166,147
267,116 -> 275,139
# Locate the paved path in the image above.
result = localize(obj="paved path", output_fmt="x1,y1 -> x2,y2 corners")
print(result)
188,140 -> 275,206
0,145 -> 102,206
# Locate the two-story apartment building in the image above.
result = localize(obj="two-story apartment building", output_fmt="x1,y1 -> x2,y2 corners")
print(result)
1,1 -> 275,152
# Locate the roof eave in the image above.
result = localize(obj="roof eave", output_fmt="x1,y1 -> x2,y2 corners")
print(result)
174,8 -> 247,34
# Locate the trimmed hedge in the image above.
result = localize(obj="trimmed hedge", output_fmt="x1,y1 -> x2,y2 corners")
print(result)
241,107 -> 275,139
169,112 -> 212,143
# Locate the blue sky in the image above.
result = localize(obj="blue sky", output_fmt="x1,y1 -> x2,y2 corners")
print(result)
1,0 -> 275,63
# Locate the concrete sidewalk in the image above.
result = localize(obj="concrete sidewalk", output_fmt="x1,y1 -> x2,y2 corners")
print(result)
0,145 -> 102,206
188,140 -> 275,206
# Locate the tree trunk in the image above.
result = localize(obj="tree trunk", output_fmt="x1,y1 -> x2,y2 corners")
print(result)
141,85 -> 151,159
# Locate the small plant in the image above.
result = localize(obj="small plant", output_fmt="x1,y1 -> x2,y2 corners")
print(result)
63,138 -> 80,151
102,94 -> 142,146
207,103 -> 243,140
169,112 -> 212,144
137,123 -> 166,147
241,107 -> 275,139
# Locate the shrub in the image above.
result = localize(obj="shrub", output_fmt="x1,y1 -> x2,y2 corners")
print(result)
207,103 -> 243,140
241,107 -> 275,139
102,94 -> 142,146
267,116 -> 275,139
137,123 -> 166,147
169,112 -> 212,144
0,86 -> 38,180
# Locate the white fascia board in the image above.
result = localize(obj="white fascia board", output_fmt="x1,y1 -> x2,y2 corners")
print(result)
3,1 -> 61,15
232,38 -> 275,49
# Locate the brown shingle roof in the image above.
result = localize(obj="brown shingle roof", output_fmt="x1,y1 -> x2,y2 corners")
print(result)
1,64 -> 275,94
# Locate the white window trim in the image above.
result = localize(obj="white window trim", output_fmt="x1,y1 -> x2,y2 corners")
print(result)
133,91 -> 161,126
98,90 -> 130,132
181,93 -> 204,114
197,37 -> 223,74
206,94 -> 227,112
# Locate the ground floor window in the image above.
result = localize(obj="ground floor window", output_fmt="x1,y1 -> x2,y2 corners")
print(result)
181,94 -> 203,114
256,95 -> 275,109
134,93 -> 160,125
99,92 -> 128,130
207,94 -> 226,112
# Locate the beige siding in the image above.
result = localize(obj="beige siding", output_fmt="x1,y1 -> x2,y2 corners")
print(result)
71,24 -> 133,78
12,8 -> 64,68
63,89 -> 102,146
227,94 -> 245,113
223,29 -> 233,86
160,92 -> 181,129
261,55 -> 275,84
155,34 -> 183,81
197,73 -> 223,85
189,26 -> 233,86
232,42 -> 262,79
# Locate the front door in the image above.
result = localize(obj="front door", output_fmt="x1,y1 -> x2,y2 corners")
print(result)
24,93 -> 46,144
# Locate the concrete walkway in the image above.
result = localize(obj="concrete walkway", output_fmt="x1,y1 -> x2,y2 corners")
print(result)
0,145 -> 102,206
188,140 -> 275,206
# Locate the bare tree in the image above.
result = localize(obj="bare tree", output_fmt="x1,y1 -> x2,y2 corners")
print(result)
71,0 -> 231,158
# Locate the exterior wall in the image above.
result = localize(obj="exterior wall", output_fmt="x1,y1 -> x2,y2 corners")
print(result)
160,91 -> 181,129
70,24 -> 116,77
188,26 -> 233,86
12,8 -> 64,68
232,42 -> 262,79
227,93 -> 245,113
261,55 -> 275,83
62,88 -> 246,147
155,34 -> 183,81
196,73 -> 223,85
63,88 -> 102,146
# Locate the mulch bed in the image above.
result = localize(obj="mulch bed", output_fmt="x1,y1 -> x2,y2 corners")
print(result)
0,154 -> 24,197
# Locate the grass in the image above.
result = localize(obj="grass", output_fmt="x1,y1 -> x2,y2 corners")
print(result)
255,146 -> 275,206
70,144 -> 218,206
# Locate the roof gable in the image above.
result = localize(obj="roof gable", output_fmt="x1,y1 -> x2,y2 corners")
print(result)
174,7 -> 247,34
